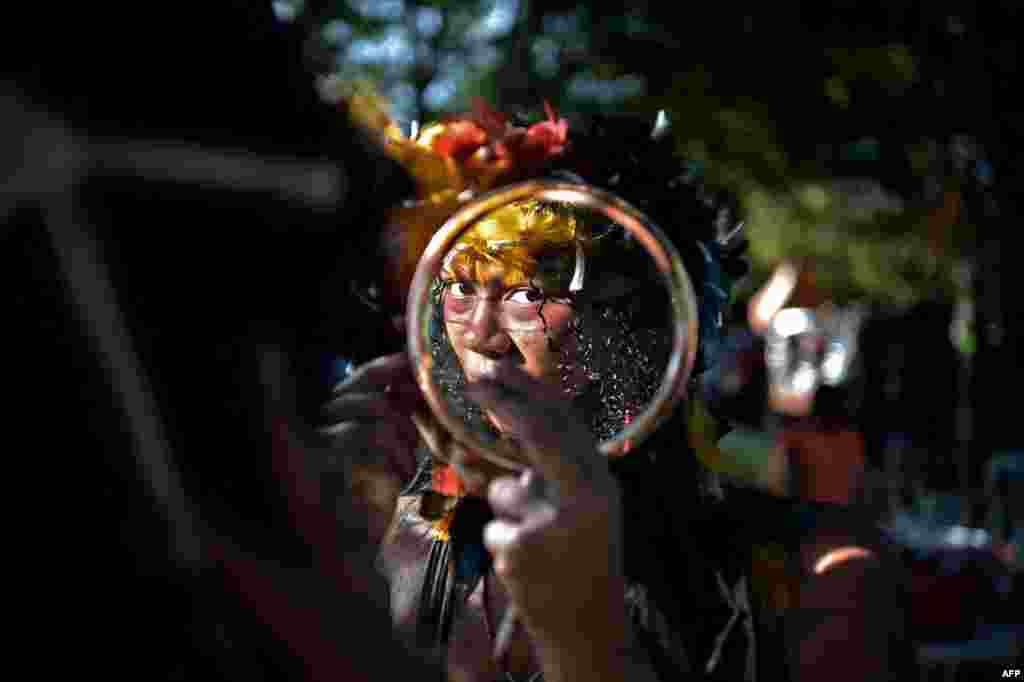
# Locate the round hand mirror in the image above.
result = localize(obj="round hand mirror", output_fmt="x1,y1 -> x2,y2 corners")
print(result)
406,180 -> 699,471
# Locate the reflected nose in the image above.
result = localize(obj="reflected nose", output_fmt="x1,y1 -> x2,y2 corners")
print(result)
463,299 -> 513,356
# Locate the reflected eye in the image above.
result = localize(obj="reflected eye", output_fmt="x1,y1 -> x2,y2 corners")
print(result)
448,281 -> 476,298
506,288 -> 545,304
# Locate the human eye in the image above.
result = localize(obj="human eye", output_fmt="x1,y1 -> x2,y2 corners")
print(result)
506,288 -> 545,304
448,280 -> 476,298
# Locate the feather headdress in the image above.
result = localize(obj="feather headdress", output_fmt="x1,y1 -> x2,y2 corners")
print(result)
346,92 -> 570,309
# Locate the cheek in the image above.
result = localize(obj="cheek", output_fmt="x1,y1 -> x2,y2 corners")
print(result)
511,335 -> 552,371
543,305 -> 575,341
500,306 -> 545,333
511,305 -> 577,376
445,323 -> 468,360
443,295 -> 473,319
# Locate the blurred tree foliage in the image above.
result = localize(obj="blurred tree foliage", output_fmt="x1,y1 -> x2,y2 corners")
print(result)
275,0 -> 1020,307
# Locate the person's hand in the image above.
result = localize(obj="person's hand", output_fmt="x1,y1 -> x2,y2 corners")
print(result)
322,352 -> 424,542
468,369 -> 630,671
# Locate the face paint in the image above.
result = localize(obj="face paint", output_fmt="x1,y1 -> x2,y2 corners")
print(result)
440,263 -> 570,335
436,201 -> 586,403
428,198 -> 672,448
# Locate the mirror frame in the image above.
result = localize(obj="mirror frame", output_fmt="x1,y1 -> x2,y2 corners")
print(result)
406,180 -> 698,471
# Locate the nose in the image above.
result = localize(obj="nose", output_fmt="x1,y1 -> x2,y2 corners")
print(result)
462,299 -> 513,356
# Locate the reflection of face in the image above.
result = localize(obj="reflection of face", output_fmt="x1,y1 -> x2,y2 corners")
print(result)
442,259 -> 586,433
426,202 -> 677,490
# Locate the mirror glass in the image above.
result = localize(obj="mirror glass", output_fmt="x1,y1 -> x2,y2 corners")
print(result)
407,181 -> 699,470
